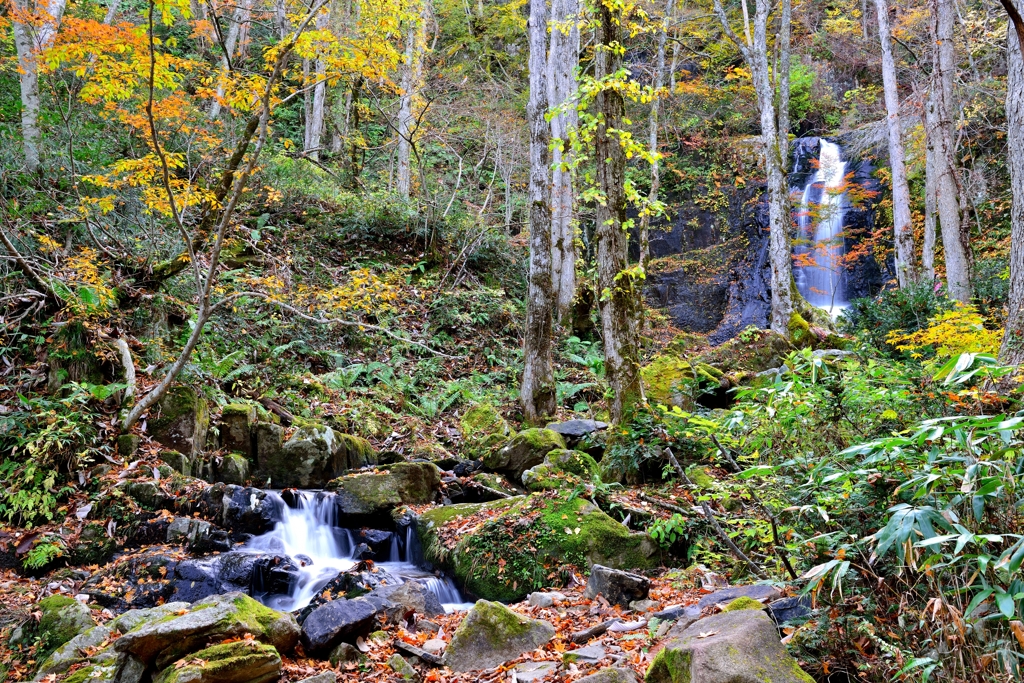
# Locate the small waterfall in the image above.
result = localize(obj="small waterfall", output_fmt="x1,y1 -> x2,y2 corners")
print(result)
244,491 -> 470,613
793,139 -> 849,315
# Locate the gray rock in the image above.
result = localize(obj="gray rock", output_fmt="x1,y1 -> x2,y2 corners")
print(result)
513,661 -> 560,681
563,644 -> 607,664
111,603 -> 191,634
528,592 -> 555,608
696,584 -> 782,611
483,429 -> 567,481
35,625 -> 112,678
545,420 -> 608,439
301,596 -> 390,655
220,404 -> 257,457
124,480 -> 173,510
388,653 -> 419,680
148,385 -> 209,457
159,450 -> 192,477
328,642 -> 361,665
767,596 -> 812,624
36,595 -> 96,655
645,609 -> 814,683
630,599 -> 659,613
166,517 -> 230,553
217,453 -> 250,486
114,592 -> 298,669
651,604 -> 702,627
585,565 -> 651,608
298,672 -> 337,683
443,600 -> 555,672
370,581 -> 445,621
220,485 -> 278,536
415,619 -> 440,634
812,349 -> 852,359
577,667 -> 640,683
150,640 -> 281,683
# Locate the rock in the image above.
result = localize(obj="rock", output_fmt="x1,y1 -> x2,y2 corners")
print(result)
220,485 -> 278,536
328,642 -> 361,666
630,599 -> 659,613
563,644 -> 607,664
443,600 -> 555,672
641,356 -> 726,411
60,652 -> 146,683
335,433 -> 377,471
70,523 -> 118,565
329,462 -> 441,518
528,592 -> 554,608
722,596 -> 765,613
160,450 -> 192,477
166,517 -> 230,553
35,625 -> 112,678
419,493 -> 662,602
220,404 -> 257,457
546,419 -> 608,439
110,603 -> 191,634
695,584 -> 782,611
387,653 -> 419,680
254,422 -> 285,484
416,619 -> 440,634
298,673 -> 337,683
149,385 -> 209,457
812,349 -> 852,359
421,639 -> 445,653
514,661 -> 560,681
117,434 -> 141,457
300,596 -> 389,655
151,640 -> 281,683
645,609 -> 814,683
585,565 -> 651,608
579,667 -> 640,683
34,595 -> 96,658
114,592 -> 298,669
217,454 -> 250,486
484,429 -> 566,481
459,403 -> 511,455
522,449 -> 601,492
370,581 -> 445,621
766,596 -> 812,625
277,425 -> 344,488
80,549 -> 181,610
124,481 -> 173,511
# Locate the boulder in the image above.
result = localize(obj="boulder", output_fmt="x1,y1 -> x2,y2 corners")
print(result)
110,603 -> 191,634
387,653 -> 419,680
370,581 -> 445,621
254,422 -> 285,484
124,481 -> 173,511
443,600 -> 555,672
645,609 -> 814,683
329,462 -> 441,518
459,403 -> 512,455
60,652 -> 145,683
695,584 -> 782,611
114,592 -> 298,669
766,596 -> 812,625
300,672 -> 338,683
513,661 -> 560,681
166,517 -> 230,554
159,450 -> 192,477
419,493 -> 662,602
117,434 -> 141,457
185,483 -> 278,537
149,385 -> 209,456
328,642 -> 361,665
216,454 -> 250,486
220,404 -> 257,457
300,596 -> 388,655
484,429 -> 566,481
335,433 -> 377,471
34,595 -> 96,658
563,644 -> 607,664
580,668 -> 641,683
585,565 -> 651,608
79,549 -> 181,610
151,640 -> 281,683
546,419 -> 608,440
35,625 -> 112,678
70,523 -> 119,565
522,449 -> 600,492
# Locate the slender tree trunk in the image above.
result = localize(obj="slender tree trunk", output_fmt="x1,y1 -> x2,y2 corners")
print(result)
521,0 -> 556,424
397,2 -> 427,200
1000,25 -> 1024,362
12,0 -> 66,174
875,0 -> 918,286
923,97 -> 938,282
305,8 -> 331,159
930,0 -> 973,300
595,0 -> 642,423
209,0 -> 253,119
549,0 -> 579,326
778,0 -> 791,163
640,0 -> 673,270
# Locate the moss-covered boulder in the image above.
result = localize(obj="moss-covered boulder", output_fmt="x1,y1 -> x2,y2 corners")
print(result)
329,462 -> 441,517
36,624 -> 112,678
699,327 -> 794,376
419,492 -> 662,602
258,425 -> 376,488
159,450 -> 192,477
460,403 -> 512,455
216,453 -> 249,486
483,429 -> 566,481
149,386 -> 210,456
472,472 -> 518,495
30,595 -> 96,660
335,433 -> 376,471
114,592 -> 298,669
642,355 -> 726,410
443,600 -> 555,672
152,640 -> 281,683
220,404 -> 257,457
645,609 -> 813,683
521,450 -> 600,492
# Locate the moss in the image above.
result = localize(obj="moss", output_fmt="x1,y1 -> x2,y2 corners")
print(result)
221,403 -> 255,418
685,464 -> 714,490
335,433 -> 376,470
641,355 -> 697,409
787,312 -> 814,349
36,596 -> 93,657
460,403 -> 511,441
152,640 -> 280,683
721,596 -> 763,612
471,600 -> 535,646
483,429 -> 566,474
645,645 -> 692,683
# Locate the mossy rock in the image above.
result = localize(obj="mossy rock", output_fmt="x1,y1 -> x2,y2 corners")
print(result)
34,595 -> 96,659
149,385 -> 210,456
152,640 -> 281,683
220,403 -> 257,457
700,328 -> 794,375
483,429 -> 566,480
522,450 -> 600,492
443,600 -> 555,672
70,523 -> 119,566
335,433 -> 377,470
329,462 -> 441,516
460,403 -> 512,456
685,464 -> 714,490
216,453 -> 250,486
159,450 -> 192,477
721,596 -> 764,613
471,472 -> 518,495
787,312 -> 814,350
117,434 -> 141,458
642,356 -> 725,409
419,492 -> 662,602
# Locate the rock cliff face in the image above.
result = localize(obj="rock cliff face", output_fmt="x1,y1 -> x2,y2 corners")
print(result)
644,137 -> 890,344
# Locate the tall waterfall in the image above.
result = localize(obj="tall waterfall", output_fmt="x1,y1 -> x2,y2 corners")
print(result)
245,491 -> 471,612
793,139 -> 849,315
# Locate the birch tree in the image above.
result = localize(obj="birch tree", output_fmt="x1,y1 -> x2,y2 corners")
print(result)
639,0 -> 673,269
874,0 -> 918,287
521,0 -> 556,424
929,0 -> 973,300
594,0 -> 643,423
12,0 -> 67,173
549,0 -> 580,326
304,7 -> 331,159
209,0 -> 254,120
713,0 -> 795,335
999,15 -> 1024,362
396,1 -> 428,200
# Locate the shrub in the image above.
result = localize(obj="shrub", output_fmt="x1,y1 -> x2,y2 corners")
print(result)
840,283 -> 952,355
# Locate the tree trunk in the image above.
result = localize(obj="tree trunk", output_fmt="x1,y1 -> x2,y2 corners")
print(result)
875,0 -> 918,287
548,0 -> 579,326
923,100 -> 938,282
305,8 -> 331,160
1000,25 -> 1024,362
640,0 -> 673,271
778,0 -> 791,165
595,0 -> 642,423
397,3 -> 427,200
930,0 -> 973,300
12,0 -> 67,174
520,0 -> 556,424
209,0 -> 253,119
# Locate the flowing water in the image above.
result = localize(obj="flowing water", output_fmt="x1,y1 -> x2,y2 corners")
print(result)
793,139 -> 849,316
244,490 -> 472,613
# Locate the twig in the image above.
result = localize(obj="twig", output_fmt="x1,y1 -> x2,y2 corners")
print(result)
665,447 -> 767,580
394,639 -> 443,666
0,223 -> 57,301
114,338 -> 136,403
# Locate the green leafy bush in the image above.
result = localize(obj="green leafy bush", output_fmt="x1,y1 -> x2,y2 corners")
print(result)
840,283 -> 952,355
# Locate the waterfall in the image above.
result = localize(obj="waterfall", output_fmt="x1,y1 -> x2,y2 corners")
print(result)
244,491 -> 471,613
793,139 -> 849,315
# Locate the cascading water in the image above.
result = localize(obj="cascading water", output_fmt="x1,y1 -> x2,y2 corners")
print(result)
793,139 -> 850,316
243,491 -> 471,613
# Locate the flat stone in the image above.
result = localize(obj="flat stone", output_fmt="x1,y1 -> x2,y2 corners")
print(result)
415,619 -> 440,634
388,653 -> 419,680
513,661 -> 559,681
443,600 -> 555,672
630,599 -> 659,613
585,565 -> 651,608
35,625 -> 112,678
766,596 -> 812,624
301,596 -> 391,655
562,644 -> 607,664
421,639 -> 446,653
578,667 -> 640,683
528,592 -> 555,608
150,640 -> 281,683
695,584 -> 782,611
297,673 -> 337,683
545,420 -> 608,439
109,603 -> 190,634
